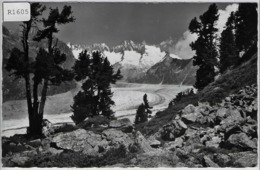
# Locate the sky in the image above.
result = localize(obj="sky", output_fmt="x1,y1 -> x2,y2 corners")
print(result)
4,2 -> 233,46
4,2 -> 241,59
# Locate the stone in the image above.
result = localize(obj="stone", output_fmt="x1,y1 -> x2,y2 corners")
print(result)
77,115 -> 109,129
147,136 -> 161,148
175,162 -> 186,167
227,133 -> 257,149
52,129 -> 100,155
205,136 -> 222,148
225,97 -> 231,102
164,137 -> 184,149
10,155 -> 30,166
220,109 -> 243,125
102,128 -> 133,148
42,119 -> 54,137
177,119 -> 187,129
109,118 -> 134,133
182,113 -> 197,123
229,152 -> 257,167
136,149 -> 179,167
161,120 -> 187,140
203,155 -> 220,167
135,131 -> 154,153
214,153 -> 231,166
216,108 -> 227,118
27,139 -> 42,148
182,104 -> 196,115
46,147 -> 63,155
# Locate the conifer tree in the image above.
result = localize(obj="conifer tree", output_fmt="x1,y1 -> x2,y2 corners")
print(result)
189,3 -> 219,91
219,12 -> 238,73
30,5 -> 75,134
71,50 -> 122,124
6,3 -> 46,136
235,3 -> 257,53
134,94 -> 153,124
6,4 -> 75,136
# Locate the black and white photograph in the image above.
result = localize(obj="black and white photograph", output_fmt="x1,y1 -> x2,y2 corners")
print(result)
1,0 -> 258,168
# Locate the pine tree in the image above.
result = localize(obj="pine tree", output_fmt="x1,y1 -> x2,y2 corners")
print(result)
189,3 -> 219,91
134,104 -> 146,124
134,94 -> 153,124
219,12 -> 238,73
5,3 -> 46,136
235,3 -> 257,54
27,5 -> 75,135
71,50 -> 122,124
6,4 -> 75,136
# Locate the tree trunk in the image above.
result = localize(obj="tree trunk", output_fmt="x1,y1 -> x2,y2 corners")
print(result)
39,79 -> 48,119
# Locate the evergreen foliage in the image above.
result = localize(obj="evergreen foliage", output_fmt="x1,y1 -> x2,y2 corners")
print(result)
235,3 -> 257,53
219,12 -> 238,73
134,94 -> 153,124
71,50 -> 122,124
189,3 -> 219,91
5,3 -> 75,136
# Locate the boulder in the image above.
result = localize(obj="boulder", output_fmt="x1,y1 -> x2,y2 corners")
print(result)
147,136 -> 161,148
182,104 -> 196,115
164,137 -> 184,149
109,118 -> 134,133
214,153 -> 231,166
198,102 -> 212,115
135,131 -> 154,153
51,129 -> 101,155
220,109 -> 243,125
229,151 -> 257,167
227,133 -> 257,149
161,120 -> 187,140
203,155 -> 219,167
205,136 -> 222,148
136,149 -> 180,167
102,128 -> 134,149
216,108 -> 227,118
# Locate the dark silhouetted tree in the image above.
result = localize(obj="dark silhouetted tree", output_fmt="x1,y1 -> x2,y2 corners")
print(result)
6,4 -> 75,136
189,3 -> 219,91
71,50 -> 122,124
24,5 -> 75,135
5,3 -> 46,136
235,3 -> 257,54
219,12 -> 238,73
134,94 -> 153,124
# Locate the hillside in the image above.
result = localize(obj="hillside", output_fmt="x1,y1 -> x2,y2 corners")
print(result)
2,48 -> 257,167
2,26 -> 77,102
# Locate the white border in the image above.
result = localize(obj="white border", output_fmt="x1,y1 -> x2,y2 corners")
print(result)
0,0 -> 259,170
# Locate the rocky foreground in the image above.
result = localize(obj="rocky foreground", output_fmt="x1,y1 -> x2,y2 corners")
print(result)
2,84 -> 258,167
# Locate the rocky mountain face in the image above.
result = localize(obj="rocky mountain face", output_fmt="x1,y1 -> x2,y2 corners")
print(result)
68,39 -> 196,84
2,26 -> 76,102
129,54 -> 198,85
2,84 -> 258,167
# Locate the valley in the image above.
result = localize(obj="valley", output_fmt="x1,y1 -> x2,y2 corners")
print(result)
2,83 -> 191,137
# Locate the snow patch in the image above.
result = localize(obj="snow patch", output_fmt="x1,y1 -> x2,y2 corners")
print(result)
104,51 -> 123,65
141,45 -> 166,66
121,50 -> 141,66
169,53 -> 182,60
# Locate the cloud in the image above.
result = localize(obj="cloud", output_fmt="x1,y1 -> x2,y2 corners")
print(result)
173,31 -> 198,59
216,4 -> 239,36
173,4 -> 238,59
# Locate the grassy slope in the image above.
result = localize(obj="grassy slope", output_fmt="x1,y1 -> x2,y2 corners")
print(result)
137,52 -> 257,136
